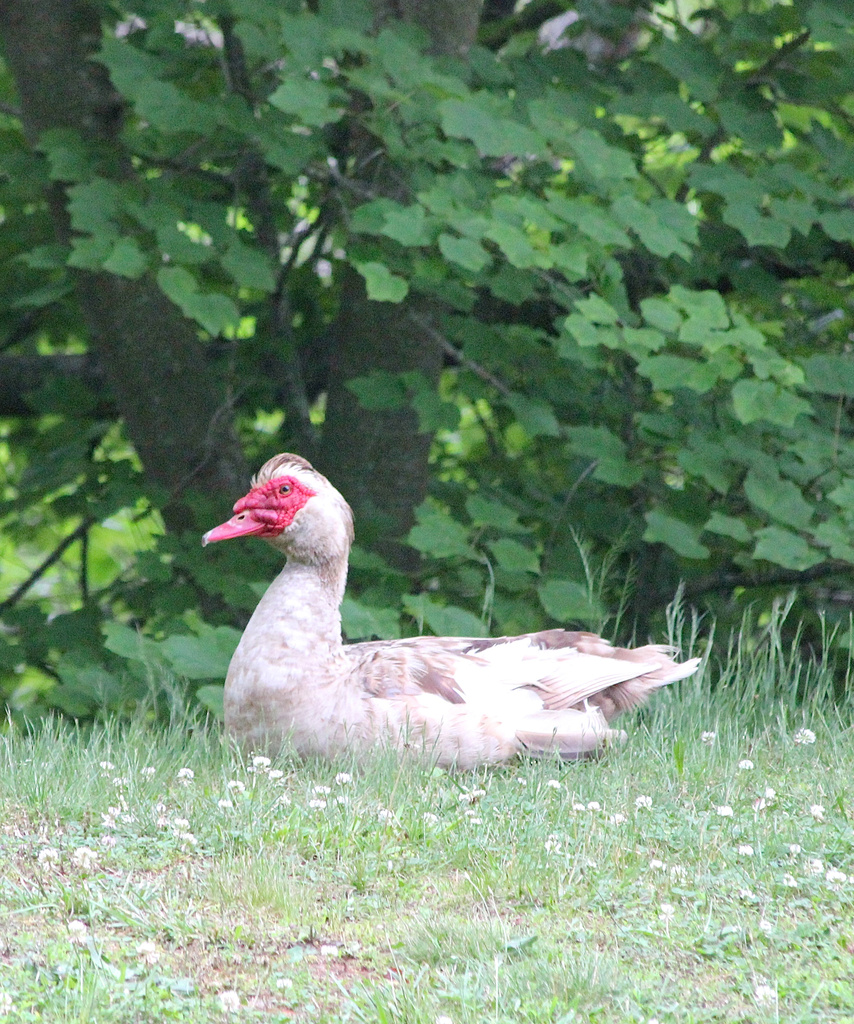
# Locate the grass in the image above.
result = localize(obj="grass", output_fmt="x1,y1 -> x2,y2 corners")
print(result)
1,613 -> 854,1022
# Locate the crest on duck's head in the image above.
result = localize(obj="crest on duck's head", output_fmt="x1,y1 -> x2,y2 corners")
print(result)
252,453 -> 322,488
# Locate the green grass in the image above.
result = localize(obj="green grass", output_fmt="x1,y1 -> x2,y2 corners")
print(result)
1,617 -> 854,1022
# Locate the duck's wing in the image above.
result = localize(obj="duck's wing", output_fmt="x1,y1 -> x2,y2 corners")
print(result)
345,629 -> 700,721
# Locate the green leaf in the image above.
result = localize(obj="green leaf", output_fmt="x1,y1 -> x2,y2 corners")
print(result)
505,393 -> 560,437
566,425 -> 643,487
222,240 -> 276,291
439,95 -> 545,157
752,527 -> 823,571
537,579 -> 603,625
486,538 -> 540,574
731,380 -> 812,427
341,597 -> 400,640
570,128 -> 638,181
102,237 -> 148,279
102,622 -> 163,665
407,503 -> 476,559
640,296 -> 682,333
612,195 -> 691,258
636,354 -> 721,394
157,267 -> 240,336
643,510 -> 710,559
438,234 -> 491,272
159,626 -> 241,680
196,684 -> 225,719
346,370 -> 407,411
268,78 -> 345,126
353,261 -> 409,302
802,355 -> 854,397
465,495 -> 529,533
744,469 -> 813,530
404,595 -> 484,637
703,513 -> 752,543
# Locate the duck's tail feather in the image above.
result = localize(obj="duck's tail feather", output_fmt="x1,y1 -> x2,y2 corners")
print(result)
515,707 -> 626,759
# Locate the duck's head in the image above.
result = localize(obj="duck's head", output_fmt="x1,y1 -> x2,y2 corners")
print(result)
202,453 -> 354,561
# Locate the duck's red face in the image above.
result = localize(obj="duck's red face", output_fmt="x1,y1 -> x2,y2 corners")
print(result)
202,476 -> 317,545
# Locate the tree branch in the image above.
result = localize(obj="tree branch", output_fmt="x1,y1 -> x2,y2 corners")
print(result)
682,560 -> 847,602
0,517 -> 95,613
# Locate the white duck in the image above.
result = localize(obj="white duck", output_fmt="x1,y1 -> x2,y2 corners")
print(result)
203,454 -> 699,768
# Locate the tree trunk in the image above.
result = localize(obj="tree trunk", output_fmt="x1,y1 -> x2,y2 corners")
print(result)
318,0 -> 483,562
0,0 -> 247,528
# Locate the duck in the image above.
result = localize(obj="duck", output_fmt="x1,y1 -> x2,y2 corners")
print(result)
202,453 -> 699,768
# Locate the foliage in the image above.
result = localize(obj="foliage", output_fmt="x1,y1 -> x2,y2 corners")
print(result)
3,0 -> 854,715
1,630 -> 853,1021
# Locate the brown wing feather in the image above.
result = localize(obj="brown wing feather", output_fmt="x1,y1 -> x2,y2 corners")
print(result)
344,630 -> 695,722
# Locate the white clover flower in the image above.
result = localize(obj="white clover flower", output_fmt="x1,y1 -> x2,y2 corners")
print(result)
179,832 -> 197,845
810,803 -> 825,821
141,766 -> 156,776
649,858 -> 666,871
68,920 -> 89,944
120,814 -> 136,824
276,794 -> 292,806
99,760 -> 115,772
313,785 -> 332,796
738,888 -> 756,901
72,846 -> 98,872
789,843 -> 801,855
659,902 -> 675,922
586,801 -> 601,811
335,772 -> 352,785
268,769 -> 284,780
738,844 -> 754,857
217,799 -> 233,810
172,817 -> 190,830
0,991 -> 13,1015
544,836 -> 562,854
252,756 -> 272,770
466,815 -> 483,824
701,731 -> 716,745
376,807 -> 394,821
100,835 -> 117,849
218,990 -> 240,1013
670,864 -> 686,879
715,805 -> 733,817
177,768 -> 195,781
793,728 -> 816,745
737,759 -> 754,770
136,940 -> 160,965
436,1016 -> 454,1024
423,812 -> 439,826
783,873 -> 798,887
516,778 -> 528,786
546,779 -> 561,790
805,858 -> 824,875
226,780 -> 245,793
825,867 -> 847,884
275,978 -> 293,990
609,813 -> 627,825
571,802 -> 586,811
37,847 -> 60,867
759,919 -> 773,934
754,983 -> 775,1004
308,799 -> 327,810
458,789 -> 486,803
635,795 -> 652,809
764,787 -> 776,801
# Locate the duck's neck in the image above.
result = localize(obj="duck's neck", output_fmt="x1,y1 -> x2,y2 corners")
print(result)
241,550 -> 349,663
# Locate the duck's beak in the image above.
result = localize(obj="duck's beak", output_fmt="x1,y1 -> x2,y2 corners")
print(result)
202,512 -> 267,545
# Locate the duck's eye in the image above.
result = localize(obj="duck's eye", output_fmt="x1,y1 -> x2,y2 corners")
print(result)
279,484 -> 292,495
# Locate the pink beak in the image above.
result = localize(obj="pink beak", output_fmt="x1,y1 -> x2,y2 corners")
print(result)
202,513 -> 267,546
